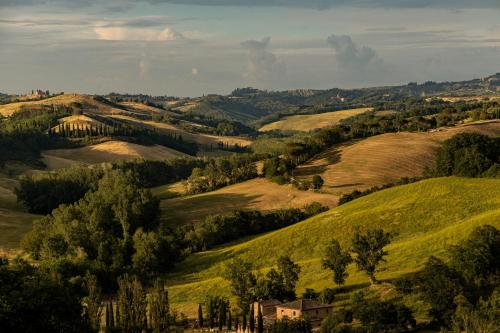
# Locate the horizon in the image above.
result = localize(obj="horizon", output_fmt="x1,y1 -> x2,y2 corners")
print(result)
1,0 -> 499,97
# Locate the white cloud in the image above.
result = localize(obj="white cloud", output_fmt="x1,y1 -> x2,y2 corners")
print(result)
94,25 -> 183,41
241,37 -> 286,84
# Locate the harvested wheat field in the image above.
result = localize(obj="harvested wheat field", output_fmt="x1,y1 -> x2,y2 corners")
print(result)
294,120 -> 500,195
42,140 -> 187,169
259,108 -> 372,132
159,178 -> 338,225
0,93 -> 125,117
109,114 -> 253,147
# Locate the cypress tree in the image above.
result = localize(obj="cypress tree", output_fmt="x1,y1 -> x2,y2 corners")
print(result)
242,310 -> 247,332
109,300 -> 115,328
257,304 -> 263,333
198,303 -> 203,328
249,303 -> 255,333
227,309 -> 232,331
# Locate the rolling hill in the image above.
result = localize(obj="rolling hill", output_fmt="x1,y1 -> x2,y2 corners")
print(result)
0,93 -> 127,117
295,120 -> 500,195
159,178 -> 338,225
165,177 -> 500,316
41,140 -> 188,170
258,108 -> 372,132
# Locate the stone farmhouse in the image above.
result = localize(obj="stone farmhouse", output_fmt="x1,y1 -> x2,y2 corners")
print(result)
252,299 -> 333,329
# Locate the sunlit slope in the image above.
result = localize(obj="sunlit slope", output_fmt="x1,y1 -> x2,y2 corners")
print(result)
159,178 -> 338,225
295,120 -> 500,195
166,177 -> 500,315
42,140 -> 188,169
0,94 -> 127,117
258,108 -> 372,132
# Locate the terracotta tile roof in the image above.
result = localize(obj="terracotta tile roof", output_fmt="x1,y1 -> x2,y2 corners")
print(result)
277,299 -> 332,311
260,299 -> 281,306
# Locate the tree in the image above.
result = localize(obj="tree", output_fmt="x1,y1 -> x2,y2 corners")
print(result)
277,256 -> 301,300
224,258 -> 257,311
249,303 -> 255,333
413,256 -> 465,325
257,303 -> 264,333
149,279 -> 169,333
449,224 -> 500,290
322,240 -> 353,287
117,274 -> 147,333
353,299 -> 416,332
351,228 -> 391,284
312,175 -> 324,190
197,303 -> 203,328
302,288 -> 319,300
0,259 -> 91,333
227,308 -> 232,331
83,273 -> 104,331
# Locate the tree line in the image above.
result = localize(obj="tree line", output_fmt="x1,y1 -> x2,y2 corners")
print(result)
179,202 -> 327,252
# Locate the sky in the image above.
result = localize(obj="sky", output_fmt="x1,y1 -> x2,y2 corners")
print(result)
0,0 -> 499,97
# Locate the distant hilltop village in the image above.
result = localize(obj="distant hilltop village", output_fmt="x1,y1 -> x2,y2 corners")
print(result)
484,73 -> 500,91
28,89 -> 51,99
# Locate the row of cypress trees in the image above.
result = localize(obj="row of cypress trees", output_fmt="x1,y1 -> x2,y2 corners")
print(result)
197,301 -> 264,332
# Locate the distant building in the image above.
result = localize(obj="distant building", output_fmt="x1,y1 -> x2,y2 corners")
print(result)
275,299 -> 333,328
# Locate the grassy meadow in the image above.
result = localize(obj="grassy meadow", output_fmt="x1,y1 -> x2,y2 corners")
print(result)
165,177 -> 500,317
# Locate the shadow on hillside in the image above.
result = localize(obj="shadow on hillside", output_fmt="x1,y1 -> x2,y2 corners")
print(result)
161,192 -> 263,225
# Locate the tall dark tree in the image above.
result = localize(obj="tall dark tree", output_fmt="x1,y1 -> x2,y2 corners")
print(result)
149,279 -> 169,333
117,274 -> 147,333
197,303 -> 204,329
249,303 -> 255,333
351,228 -> 391,284
257,303 -> 264,333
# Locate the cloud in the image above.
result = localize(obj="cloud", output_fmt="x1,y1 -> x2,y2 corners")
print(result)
139,59 -> 149,78
241,37 -> 286,84
327,34 -> 380,70
94,25 -> 183,41
3,0 -> 499,9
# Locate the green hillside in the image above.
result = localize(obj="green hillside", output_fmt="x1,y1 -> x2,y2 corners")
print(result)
166,177 -> 500,315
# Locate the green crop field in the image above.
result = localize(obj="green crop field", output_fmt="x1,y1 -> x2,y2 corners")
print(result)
165,177 -> 500,317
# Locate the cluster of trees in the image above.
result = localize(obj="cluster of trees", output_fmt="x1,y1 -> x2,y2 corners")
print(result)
113,158 -> 207,188
199,295 -> 232,330
435,133 -> 499,178
322,228 -> 392,286
91,275 -> 180,333
0,259 -> 185,333
16,165 -> 105,214
21,171 -> 180,289
181,203 -> 327,252
16,158 -> 206,214
0,107 -> 73,166
0,258 -> 91,333
394,225 -> 499,330
320,294 -> 415,333
223,256 -> 302,329
185,154 -> 258,194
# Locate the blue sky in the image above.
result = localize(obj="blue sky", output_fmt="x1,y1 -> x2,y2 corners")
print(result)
0,0 -> 499,96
